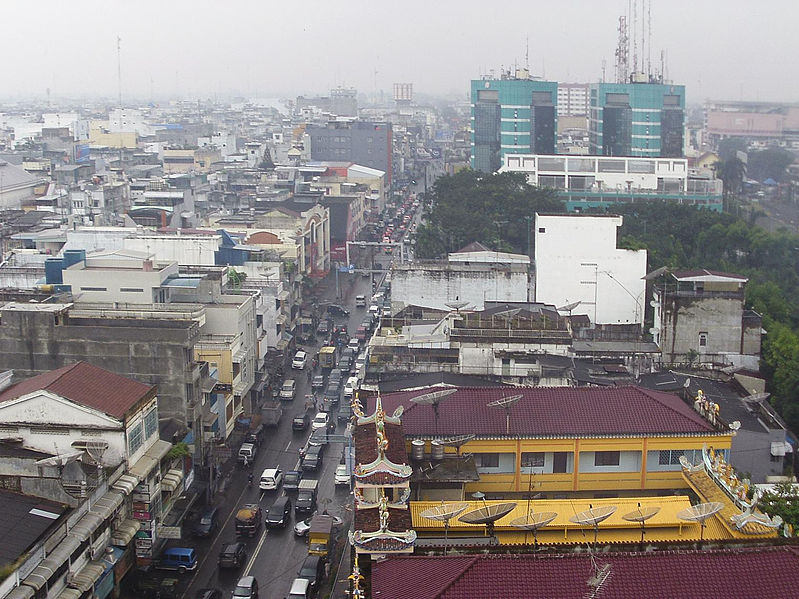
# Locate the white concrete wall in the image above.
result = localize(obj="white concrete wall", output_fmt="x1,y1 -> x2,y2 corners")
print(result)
534,214 -> 647,324
392,266 -> 528,312
578,450 -> 642,473
123,235 -> 221,266
63,264 -> 166,303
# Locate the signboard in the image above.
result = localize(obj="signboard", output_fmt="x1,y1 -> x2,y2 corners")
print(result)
184,468 -> 195,490
132,502 -> 148,511
135,538 -> 152,550
157,526 -> 182,540
133,511 -> 151,521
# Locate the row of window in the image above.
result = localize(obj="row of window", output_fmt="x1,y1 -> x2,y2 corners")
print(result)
475,449 -> 703,470
128,406 -> 158,455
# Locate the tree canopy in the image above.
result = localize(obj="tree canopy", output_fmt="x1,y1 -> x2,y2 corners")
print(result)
415,170 -> 563,258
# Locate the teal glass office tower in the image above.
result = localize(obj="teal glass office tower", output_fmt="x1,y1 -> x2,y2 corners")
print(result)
589,82 -> 686,157
471,77 -> 558,173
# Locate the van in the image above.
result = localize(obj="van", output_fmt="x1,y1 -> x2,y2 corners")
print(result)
238,443 -> 257,465
287,578 -> 311,599
344,376 -> 358,399
355,295 -> 366,307
156,547 -> 198,573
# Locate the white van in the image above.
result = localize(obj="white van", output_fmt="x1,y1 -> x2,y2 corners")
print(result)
355,295 -> 366,307
344,376 -> 359,399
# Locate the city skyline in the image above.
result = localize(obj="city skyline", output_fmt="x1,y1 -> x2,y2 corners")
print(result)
1,0 -> 797,103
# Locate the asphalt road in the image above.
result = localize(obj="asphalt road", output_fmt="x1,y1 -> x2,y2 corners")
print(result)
181,273 -> 376,599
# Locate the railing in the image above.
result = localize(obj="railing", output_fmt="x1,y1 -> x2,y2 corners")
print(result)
450,328 -> 572,341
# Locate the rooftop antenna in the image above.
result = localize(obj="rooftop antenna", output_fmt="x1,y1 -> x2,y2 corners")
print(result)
569,504 -> 617,548
647,0 -> 652,79
525,35 -> 530,71
459,499 -> 517,540
677,501 -> 723,542
510,511 -> 557,549
419,502 -> 468,555
411,388 -> 457,433
487,394 -> 522,435
622,503 -> 660,544
116,35 -> 122,108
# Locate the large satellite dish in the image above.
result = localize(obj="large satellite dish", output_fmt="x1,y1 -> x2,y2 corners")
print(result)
459,502 -> 517,539
570,505 -> 617,546
677,502 -> 723,541
436,435 -> 475,449
411,388 -> 457,432
622,504 -> 660,544
556,301 -> 582,314
445,301 -> 469,313
487,394 -> 522,434
509,511 -> 557,548
419,502 -> 468,555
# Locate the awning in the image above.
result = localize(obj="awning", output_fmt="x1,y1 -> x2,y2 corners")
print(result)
69,560 -> 105,593
128,439 -> 172,479
233,348 -> 248,363
201,375 -> 217,394
25,535 -> 82,590
112,474 -> 138,495
277,290 -> 290,302
71,511 -> 104,541
5,585 -> 34,599
276,313 -> 288,325
56,588 -> 82,599
90,491 -> 124,520
161,477 -> 177,493
166,468 -> 185,483
111,519 -> 140,547
771,441 -> 793,457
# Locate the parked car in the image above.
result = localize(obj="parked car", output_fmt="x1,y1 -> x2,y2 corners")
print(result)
297,555 -> 325,593
195,588 -> 222,599
155,547 -> 198,573
238,443 -> 257,465
327,304 -> 350,317
283,470 -> 303,492
131,575 -> 179,599
292,351 -> 307,369
286,578 -> 312,599
265,496 -> 292,528
232,576 -> 258,599
218,542 -> 247,569
259,468 -> 283,491
192,507 -> 219,538
292,413 -> 310,431
334,464 -> 351,486
279,380 -> 296,401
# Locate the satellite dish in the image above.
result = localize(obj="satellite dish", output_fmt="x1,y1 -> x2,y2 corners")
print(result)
35,450 -> 85,468
509,511 -> 558,549
729,421 -> 741,432
743,392 -> 770,404
445,301 -> 469,312
556,301 -> 581,312
569,505 -> 617,546
436,434 -> 475,448
411,388 -> 457,433
622,504 -> 660,544
487,394 -> 522,434
459,502 -> 517,539
677,502 -> 724,541
419,502 -> 468,555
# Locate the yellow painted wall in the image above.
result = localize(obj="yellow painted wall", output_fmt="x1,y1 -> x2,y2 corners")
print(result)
89,129 -> 138,149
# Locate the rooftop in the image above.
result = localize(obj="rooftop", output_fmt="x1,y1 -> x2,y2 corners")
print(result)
371,546 -> 799,599
377,385 -> 718,438
0,489 -> 68,569
0,362 -> 156,420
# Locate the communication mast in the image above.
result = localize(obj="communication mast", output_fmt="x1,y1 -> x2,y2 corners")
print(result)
614,15 -> 629,83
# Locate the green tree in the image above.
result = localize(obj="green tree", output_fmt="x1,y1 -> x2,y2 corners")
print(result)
759,481 -> 799,535
713,157 -> 747,205
747,147 -> 795,184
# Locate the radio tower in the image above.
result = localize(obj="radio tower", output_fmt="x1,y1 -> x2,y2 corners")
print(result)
614,15 -> 629,83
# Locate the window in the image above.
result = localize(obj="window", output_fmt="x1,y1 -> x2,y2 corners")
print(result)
521,452 -> 545,468
538,227 -> 546,233
128,422 -> 144,455
144,407 -> 158,439
476,453 -> 499,468
594,451 -> 620,466
699,332 -> 708,347
80,287 -> 108,292
120,288 -> 144,293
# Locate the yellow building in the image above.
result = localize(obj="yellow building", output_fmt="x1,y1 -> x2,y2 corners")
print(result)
378,385 -> 733,500
89,121 -> 138,148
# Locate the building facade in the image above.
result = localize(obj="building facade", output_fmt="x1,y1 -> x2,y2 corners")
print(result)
471,72 -> 558,173
589,82 -> 686,157
307,121 -> 393,184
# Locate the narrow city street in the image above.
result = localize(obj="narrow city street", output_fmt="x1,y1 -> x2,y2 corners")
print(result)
179,270 -> 378,599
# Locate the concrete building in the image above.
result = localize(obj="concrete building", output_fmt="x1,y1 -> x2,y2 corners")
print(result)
704,100 -> 799,149
296,87 -> 358,117
471,69 -> 558,173
0,160 -> 45,209
557,83 -> 590,117
534,214 -> 647,325
500,153 -> 723,211
391,250 -> 530,313
306,120 -> 393,184
652,269 -> 762,369
589,81 -> 686,157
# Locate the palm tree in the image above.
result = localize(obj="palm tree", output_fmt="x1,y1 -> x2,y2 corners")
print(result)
712,157 -> 747,210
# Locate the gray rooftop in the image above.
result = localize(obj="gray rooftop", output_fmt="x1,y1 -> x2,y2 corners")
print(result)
0,489 -> 68,569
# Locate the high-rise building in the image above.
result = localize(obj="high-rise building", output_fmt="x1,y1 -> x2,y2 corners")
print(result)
557,83 -> 590,117
470,70 -> 558,173
306,120 -> 393,184
589,82 -> 685,157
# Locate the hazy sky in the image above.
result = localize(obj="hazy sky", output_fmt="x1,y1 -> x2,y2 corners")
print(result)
2,0 -> 796,104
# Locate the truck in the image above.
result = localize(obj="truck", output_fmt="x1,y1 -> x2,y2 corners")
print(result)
234,504 -> 262,537
295,479 -> 318,515
307,515 -> 334,557
318,346 -> 337,371
261,401 -> 283,427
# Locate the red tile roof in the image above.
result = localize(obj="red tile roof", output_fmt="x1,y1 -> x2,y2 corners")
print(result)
372,547 -> 799,599
0,362 -> 156,420
377,386 -> 715,437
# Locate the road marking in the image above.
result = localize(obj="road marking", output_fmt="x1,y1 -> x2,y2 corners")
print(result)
243,529 -> 268,576
285,441 -> 291,452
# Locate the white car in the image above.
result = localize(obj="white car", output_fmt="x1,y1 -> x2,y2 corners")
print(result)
292,350 -> 307,369
344,376 -> 359,399
311,412 -> 330,431
259,467 -> 283,490
334,464 -> 351,486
